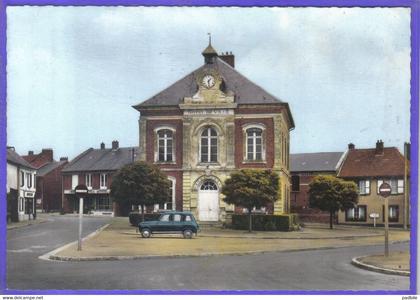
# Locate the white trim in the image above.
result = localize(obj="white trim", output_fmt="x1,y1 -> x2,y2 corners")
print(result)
100,173 -> 107,189
154,176 -> 176,212
154,127 -> 176,163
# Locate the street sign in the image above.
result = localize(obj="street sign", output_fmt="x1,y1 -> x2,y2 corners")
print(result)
378,182 -> 392,198
369,213 -> 379,218
75,184 -> 88,195
379,182 -> 391,257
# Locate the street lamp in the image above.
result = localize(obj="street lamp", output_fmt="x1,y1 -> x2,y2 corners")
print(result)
74,184 -> 88,251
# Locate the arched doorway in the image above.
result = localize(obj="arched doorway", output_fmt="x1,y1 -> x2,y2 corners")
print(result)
198,179 -> 219,221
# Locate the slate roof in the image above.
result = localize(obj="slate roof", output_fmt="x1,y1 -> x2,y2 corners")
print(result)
7,148 -> 36,169
37,160 -> 68,177
133,57 -> 284,108
338,147 -> 405,178
62,147 -> 139,173
290,152 -> 344,172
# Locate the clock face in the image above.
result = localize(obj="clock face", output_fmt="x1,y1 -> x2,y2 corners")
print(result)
202,75 -> 215,88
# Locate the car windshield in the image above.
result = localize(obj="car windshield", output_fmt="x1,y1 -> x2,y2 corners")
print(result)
159,214 -> 170,222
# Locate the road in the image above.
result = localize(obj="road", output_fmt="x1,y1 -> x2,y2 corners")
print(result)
7,215 -> 410,291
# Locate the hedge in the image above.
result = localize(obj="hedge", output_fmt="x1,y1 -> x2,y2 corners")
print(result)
128,212 -> 161,226
231,214 -> 300,231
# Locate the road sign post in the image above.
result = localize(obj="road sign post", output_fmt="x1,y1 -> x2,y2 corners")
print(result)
379,182 -> 391,257
75,184 -> 88,251
369,213 -> 379,227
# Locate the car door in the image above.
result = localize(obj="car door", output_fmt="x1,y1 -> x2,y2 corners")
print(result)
172,214 -> 183,232
155,213 -> 171,232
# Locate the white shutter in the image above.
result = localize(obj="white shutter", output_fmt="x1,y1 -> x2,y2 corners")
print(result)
365,180 -> 370,194
397,179 -> 404,194
377,180 -> 383,194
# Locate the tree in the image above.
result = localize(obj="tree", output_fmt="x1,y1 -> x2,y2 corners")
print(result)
110,161 -> 171,222
308,175 -> 358,229
221,169 -> 279,232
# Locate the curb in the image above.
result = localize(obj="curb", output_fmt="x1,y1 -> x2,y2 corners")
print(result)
46,241 -> 408,262
48,246 -> 339,262
7,218 -> 50,230
38,223 -> 110,261
351,256 -> 410,277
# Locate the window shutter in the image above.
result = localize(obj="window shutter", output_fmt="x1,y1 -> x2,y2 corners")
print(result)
397,179 -> 404,194
377,180 -> 383,194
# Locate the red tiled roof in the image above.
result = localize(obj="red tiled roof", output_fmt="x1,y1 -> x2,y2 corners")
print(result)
338,147 -> 406,178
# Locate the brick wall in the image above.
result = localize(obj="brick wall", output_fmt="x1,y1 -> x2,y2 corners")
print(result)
234,118 -> 274,169
145,119 -> 183,169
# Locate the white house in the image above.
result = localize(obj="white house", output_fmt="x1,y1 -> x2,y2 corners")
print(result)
7,147 -> 37,222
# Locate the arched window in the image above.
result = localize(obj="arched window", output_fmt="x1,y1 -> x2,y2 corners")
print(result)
246,127 -> 263,160
157,129 -> 173,162
200,127 -> 217,163
200,180 -> 218,191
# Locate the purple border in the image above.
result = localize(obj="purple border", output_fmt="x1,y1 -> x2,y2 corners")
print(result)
0,0 -> 418,296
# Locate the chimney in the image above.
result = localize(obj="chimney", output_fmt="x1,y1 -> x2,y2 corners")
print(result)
60,157 -> 68,162
219,51 -> 235,68
100,142 -> 105,150
348,143 -> 355,150
41,148 -> 53,162
112,140 -> 119,150
375,140 -> 384,155
28,150 -> 34,156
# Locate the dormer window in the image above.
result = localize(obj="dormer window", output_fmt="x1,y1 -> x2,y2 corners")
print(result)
157,129 -> 174,162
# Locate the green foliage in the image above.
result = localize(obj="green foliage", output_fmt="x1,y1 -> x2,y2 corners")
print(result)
231,214 -> 298,231
221,169 -> 280,210
128,212 -> 161,226
309,175 -> 358,212
309,175 -> 359,228
110,161 -> 171,208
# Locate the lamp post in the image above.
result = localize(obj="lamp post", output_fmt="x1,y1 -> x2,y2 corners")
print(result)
74,184 -> 88,251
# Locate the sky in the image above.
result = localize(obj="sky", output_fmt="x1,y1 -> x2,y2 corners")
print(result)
6,6 -> 411,160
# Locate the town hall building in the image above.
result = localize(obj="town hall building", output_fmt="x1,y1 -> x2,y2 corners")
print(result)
133,41 -> 295,222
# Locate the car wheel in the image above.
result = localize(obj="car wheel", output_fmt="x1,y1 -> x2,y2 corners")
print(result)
183,229 -> 193,239
141,228 -> 151,238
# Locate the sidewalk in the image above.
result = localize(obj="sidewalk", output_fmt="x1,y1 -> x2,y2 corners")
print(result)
352,251 -> 410,276
7,213 -> 53,230
50,217 -> 410,261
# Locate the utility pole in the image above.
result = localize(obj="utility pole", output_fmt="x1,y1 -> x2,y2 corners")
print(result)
403,142 -> 410,230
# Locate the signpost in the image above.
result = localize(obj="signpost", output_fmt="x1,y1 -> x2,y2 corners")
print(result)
74,184 -> 88,251
378,182 -> 392,257
369,213 -> 379,227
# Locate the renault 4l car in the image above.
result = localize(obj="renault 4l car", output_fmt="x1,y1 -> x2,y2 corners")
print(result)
138,211 -> 199,239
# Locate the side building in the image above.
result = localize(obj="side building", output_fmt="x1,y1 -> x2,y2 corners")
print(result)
133,42 -> 295,223
337,141 -> 408,226
23,149 -> 68,212
61,141 -> 139,216
6,147 -> 37,222
290,152 -> 346,223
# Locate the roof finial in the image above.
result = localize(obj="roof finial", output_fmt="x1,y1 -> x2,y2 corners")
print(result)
208,32 -> 212,45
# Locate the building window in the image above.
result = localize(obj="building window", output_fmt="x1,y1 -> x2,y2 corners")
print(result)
100,173 -> 107,189
95,197 -> 112,211
377,179 -> 404,195
85,174 -> 92,188
20,171 -> 24,187
291,175 -> 300,192
345,205 -> 367,222
157,178 -> 175,211
246,128 -> 263,160
383,205 -> 399,222
200,127 -> 217,163
71,174 -> 78,190
19,197 -> 24,212
26,173 -> 32,188
157,129 -> 173,162
358,180 -> 370,195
